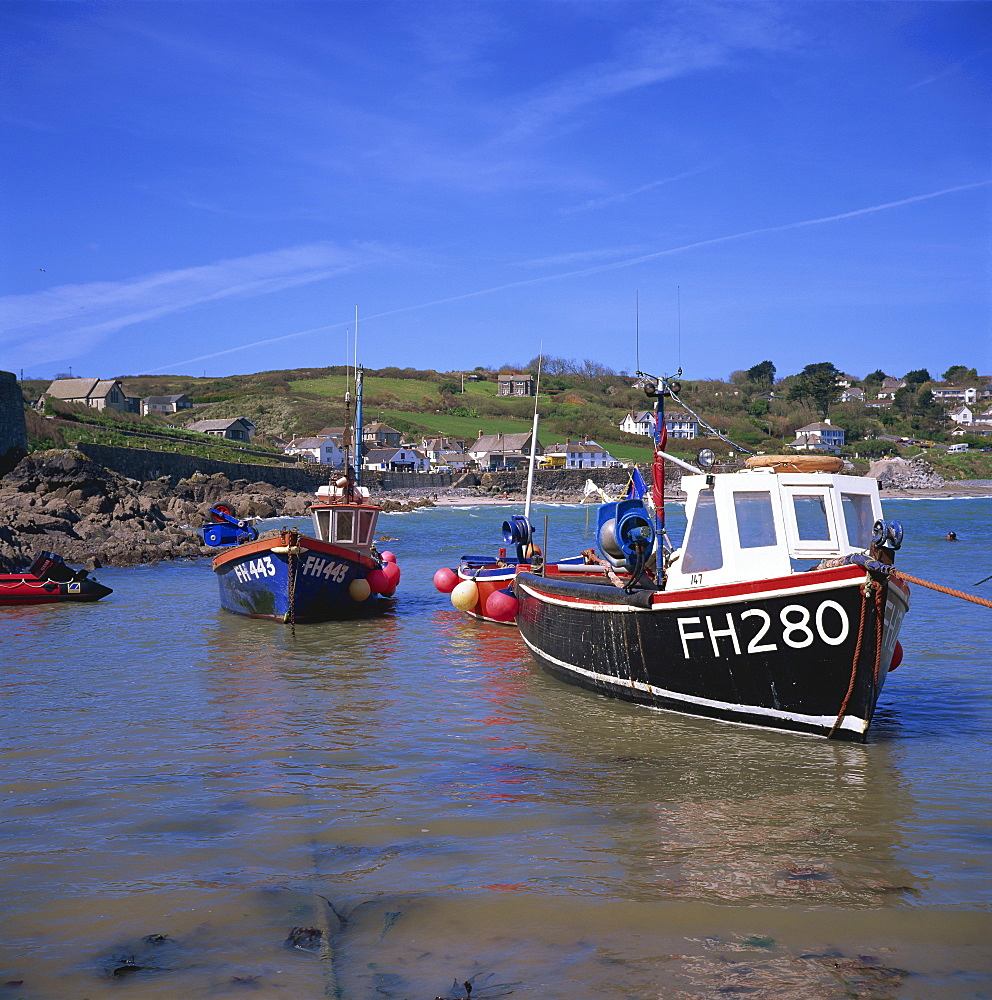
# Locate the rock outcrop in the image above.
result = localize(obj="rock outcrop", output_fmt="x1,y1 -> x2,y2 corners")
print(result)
0,449 -> 434,571
868,456 -> 946,490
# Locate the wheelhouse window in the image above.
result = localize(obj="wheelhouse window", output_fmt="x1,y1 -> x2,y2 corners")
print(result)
733,491 -> 777,548
841,492 -> 874,549
313,509 -> 332,541
334,510 -> 355,543
681,490 -> 723,573
792,494 -> 832,541
358,510 -> 375,544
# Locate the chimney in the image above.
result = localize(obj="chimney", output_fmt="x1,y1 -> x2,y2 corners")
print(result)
824,417 -> 831,424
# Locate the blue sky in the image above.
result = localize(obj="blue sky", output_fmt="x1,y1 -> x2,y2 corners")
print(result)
1,1 -> 989,383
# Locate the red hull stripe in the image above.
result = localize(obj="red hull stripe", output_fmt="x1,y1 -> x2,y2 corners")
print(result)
517,564 -> 909,613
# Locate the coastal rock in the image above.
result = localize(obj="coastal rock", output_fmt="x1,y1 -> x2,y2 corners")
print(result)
869,457 -> 946,491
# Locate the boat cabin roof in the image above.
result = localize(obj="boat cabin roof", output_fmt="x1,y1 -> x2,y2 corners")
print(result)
665,468 -> 882,590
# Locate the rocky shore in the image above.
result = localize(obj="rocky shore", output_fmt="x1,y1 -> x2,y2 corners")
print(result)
0,450 -> 439,572
3,450 -> 990,573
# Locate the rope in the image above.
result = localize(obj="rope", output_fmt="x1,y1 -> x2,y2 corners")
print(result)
829,577 -> 882,739
287,530 -> 297,637
890,570 -> 992,609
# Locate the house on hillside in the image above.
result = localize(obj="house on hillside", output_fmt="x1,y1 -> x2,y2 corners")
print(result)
930,382 -> 992,405
141,393 -> 193,416
468,431 -> 542,470
840,387 -> 865,404
620,410 -> 654,436
285,436 -> 345,466
790,419 -> 845,453
186,417 -> 256,442
362,446 -> 429,473
876,377 -> 907,400
44,377 -> 133,414
541,438 -> 617,469
362,422 -> 402,448
947,404 -> 974,426
497,373 -> 536,397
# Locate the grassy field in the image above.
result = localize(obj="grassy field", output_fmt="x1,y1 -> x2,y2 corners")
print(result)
288,376 -> 498,404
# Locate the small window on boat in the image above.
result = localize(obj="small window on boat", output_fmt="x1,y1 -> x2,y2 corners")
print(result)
681,490 -> 723,573
313,509 -> 332,541
792,494 -> 831,541
733,491 -> 777,548
334,510 -> 355,543
358,510 -> 375,544
841,492 -> 874,549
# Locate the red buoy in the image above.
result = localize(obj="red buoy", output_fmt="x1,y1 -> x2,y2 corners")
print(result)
381,550 -> 397,563
888,640 -> 903,671
366,569 -> 390,594
433,567 -> 458,593
382,561 -> 401,588
486,588 -> 519,623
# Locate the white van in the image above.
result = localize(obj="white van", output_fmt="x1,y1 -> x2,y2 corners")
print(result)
947,443 -> 969,454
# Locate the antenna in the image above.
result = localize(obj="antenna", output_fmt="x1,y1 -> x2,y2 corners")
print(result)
635,290 -> 640,373
677,285 -> 682,370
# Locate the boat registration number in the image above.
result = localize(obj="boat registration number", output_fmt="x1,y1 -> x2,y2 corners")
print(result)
301,555 -> 349,583
677,600 -> 850,659
233,556 -> 277,583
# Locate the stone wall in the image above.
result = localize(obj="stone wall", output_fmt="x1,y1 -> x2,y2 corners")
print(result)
0,371 -> 29,476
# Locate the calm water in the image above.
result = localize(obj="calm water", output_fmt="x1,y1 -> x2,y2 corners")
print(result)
1,498 -> 991,999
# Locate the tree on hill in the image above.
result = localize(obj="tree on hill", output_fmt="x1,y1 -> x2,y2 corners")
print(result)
746,360 -> 776,387
942,365 -> 979,383
904,368 -> 932,385
786,362 -> 844,418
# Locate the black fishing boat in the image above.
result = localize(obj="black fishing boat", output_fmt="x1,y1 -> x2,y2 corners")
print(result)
514,372 -> 909,741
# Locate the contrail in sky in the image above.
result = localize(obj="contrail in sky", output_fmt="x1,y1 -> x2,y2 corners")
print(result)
154,180 -> 989,372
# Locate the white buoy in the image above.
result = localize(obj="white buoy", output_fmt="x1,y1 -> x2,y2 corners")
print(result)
450,579 -> 479,612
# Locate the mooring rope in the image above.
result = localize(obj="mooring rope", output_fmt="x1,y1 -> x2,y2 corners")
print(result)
889,570 -> 992,609
829,578 -> 882,739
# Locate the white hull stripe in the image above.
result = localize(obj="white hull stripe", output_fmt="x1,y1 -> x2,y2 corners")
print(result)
519,631 -> 867,735
516,573 -> 867,613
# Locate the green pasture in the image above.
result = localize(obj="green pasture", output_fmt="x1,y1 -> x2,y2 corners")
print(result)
288,375 -> 497,404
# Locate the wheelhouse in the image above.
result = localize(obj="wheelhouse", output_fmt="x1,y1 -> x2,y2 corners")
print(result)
666,469 -> 882,590
309,484 -> 380,551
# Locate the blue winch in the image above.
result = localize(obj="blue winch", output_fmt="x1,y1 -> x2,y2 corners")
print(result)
202,505 -> 259,547
596,499 -> 656,571
501,514 -> 534,560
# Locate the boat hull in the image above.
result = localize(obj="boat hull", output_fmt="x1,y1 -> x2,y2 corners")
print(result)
514,564 -> 909,741
212,533 -> 390,623
0,573 -> 113,605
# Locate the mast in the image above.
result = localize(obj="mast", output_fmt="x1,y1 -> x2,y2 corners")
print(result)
354,364 -> 364,487
523,354 -> 543,524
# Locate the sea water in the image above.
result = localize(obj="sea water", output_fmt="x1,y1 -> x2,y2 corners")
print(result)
1,498 -> 990,998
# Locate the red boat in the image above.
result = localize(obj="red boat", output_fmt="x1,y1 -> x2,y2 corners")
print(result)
0,551 -> 113,605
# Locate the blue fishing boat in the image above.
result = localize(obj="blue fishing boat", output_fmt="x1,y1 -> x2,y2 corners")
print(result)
203,482 -> 399,624
201,362 -> 400,624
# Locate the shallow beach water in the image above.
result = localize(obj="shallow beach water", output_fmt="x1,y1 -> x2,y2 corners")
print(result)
1,498 -> 991,999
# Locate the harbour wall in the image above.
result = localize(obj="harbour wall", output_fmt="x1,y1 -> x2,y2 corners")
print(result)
0,371 -> 29,477
71,442 -> 655,492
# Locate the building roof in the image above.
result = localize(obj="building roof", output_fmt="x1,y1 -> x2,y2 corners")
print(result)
545,439 -> 609,455
471,432 -> 539,453
187,418 -> 253,432
143,394 -> 191,404
364,446 -> 425,462
364,421 -> 401,434
45,378 -> 122,400
291,436 -> 339,449
624,410 -> 654,422
796,421 -> 844,432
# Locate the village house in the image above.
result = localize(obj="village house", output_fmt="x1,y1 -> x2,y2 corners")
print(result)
362,446 -> 430,473
186,417 -> 256,442
875,377 -> 907,400
839,387 -> 865,404
930,382 -> 992,405
420,436 -> 470,470
619,409 -> 698,439
284,436 -> 345,467
497,373 -> 536,397
141,393 -> 194,416
362,421 -> 402,448
790,419 -> 845,453
541,438 -> 617,469
468,431 -> 542,470
44,377 -> 134,414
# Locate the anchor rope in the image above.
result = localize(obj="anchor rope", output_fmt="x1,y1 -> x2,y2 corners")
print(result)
829,577 -> 883,739
889,570 -> 992,609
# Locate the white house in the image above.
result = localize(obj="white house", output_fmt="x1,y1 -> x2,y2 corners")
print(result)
931,383 -> 992,405
285,436 -> 345,466
840,387 -> 865,404
468,431 -> 542,470
363,446 -> 430,472
876,377 -> 907,400
790,420 -> 845,453
620,409 -> 698,439
141,393 -> 194,416
541,438 -> 617,469
620,410 -> 654,436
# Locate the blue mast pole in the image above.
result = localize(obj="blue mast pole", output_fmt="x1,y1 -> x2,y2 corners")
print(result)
354,364 -> 364,488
